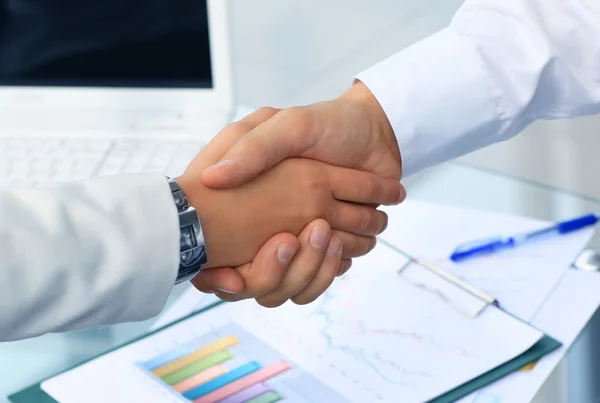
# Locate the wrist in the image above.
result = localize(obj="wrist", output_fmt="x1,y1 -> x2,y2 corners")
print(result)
174,174 -> 204,212
340,81 -> 402,177
174,174 -> 223,269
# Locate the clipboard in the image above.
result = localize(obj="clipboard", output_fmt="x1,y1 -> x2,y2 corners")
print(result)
381,240 -> 562,402
9,243 -> 562,403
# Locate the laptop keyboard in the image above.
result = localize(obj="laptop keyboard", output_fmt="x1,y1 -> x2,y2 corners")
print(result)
0,137 -> 206,188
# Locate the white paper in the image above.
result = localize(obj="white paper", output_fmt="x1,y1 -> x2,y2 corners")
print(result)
381,200 -> 594,320
41,241 -> 542,403
459,269 -> 600,403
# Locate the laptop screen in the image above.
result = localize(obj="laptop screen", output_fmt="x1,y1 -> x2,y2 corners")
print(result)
0,0 -> 212,88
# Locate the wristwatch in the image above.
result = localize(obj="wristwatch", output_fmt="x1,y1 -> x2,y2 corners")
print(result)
167,177 -> 208,284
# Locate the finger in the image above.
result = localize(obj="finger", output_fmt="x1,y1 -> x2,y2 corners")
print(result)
215,287 -> 248,303
327,165 -> 405,206
202,106 -> 327,189
256,219 -> 331,308
333,230 -> 377,258
237,106 -> 281,124
233,233 -> 300,299
199,107 -> 281,165
191,267 -> 245,295
337,259 -> 353,277
291,234 -> 343,305
327,202 -> 388,236
211,232 -> 300,303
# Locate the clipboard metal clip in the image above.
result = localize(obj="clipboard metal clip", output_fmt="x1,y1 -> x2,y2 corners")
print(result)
380,239 -> 499,319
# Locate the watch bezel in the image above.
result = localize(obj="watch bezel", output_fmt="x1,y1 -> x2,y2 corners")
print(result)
167,177 -> 207,284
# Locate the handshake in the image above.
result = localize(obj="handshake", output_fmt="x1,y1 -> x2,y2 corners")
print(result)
175,83 -> 405,307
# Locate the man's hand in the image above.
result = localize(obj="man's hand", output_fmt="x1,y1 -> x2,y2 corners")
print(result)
178,157 -> 397,268
181,107 -> 401,306
191,219 -> 353,307
201,82 -> 404,189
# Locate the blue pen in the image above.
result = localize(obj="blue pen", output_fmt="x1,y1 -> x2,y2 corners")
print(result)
450,212 -> 600,262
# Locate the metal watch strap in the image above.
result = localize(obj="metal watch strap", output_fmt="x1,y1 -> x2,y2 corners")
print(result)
167,177 -> 207,284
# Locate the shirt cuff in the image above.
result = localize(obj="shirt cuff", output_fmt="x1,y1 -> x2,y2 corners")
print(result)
77,173 -> 180,326
110,173 -> 180,322
356,28 -> 502,176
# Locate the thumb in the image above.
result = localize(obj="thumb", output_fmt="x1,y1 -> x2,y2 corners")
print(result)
201,106 -> 325,189
191,267 -> 245,295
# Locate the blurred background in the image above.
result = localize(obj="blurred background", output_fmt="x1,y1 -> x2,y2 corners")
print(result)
231,0 -> 599,201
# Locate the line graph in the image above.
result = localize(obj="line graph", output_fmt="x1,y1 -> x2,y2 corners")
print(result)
235,241 -> 542,403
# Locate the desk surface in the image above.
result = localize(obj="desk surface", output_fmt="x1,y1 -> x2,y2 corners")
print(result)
4,1 -> 600,402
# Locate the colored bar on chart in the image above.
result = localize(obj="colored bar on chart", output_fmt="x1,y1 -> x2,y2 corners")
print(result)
184,361 -> 261,400
163,350 -> 233,385
172,365 -> 228,393
142,345 -> 195,370
217,383 -> 271,403
153,335 -> 240,377
247,391 -> 284,403
193,361 -> 291,403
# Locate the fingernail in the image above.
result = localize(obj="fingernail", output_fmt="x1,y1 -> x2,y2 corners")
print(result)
327,237 -> 342,255
310,226 -> 330,249
397,186 -> 407,204
206,160 -> 232,171
214,286 -> 237,294
277,244 -> 298,264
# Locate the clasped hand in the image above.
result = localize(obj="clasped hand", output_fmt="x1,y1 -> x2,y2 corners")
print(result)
178,83 -> 405,307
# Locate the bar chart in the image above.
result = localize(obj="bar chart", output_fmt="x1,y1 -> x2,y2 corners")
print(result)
138,323 -> 345,403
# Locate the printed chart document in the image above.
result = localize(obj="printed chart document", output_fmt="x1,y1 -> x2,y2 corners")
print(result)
381,200 -> 594,320
462,269 -> 600,403
38,241 -> 546,403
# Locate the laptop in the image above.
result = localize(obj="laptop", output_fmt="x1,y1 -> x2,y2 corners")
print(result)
0,0 -> 234,187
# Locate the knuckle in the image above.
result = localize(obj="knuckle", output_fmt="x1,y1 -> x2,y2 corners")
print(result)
282,107 -> 314,135
362,177 -> 378,200
230,120 -> 254,133
304,173 -> 323,190
255,106 -> 279,118
359,209 -> 375,232
245,274 -> 281,296
344,236 -> 359,257
302,185 -> 330,219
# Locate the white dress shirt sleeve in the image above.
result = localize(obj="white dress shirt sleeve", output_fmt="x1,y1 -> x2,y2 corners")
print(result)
356,0 -> 600,176
0,173 -> 180,341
